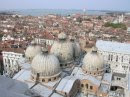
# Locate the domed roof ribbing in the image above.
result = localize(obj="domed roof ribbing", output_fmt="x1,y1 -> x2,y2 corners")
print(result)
25,43 -> 42,60
82,47 -> 104,74
50,33 -> 74,65
69,36 -> 81,59
31,50 -> 61,77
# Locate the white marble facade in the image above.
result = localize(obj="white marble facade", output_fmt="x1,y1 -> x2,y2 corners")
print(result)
2,51 -> 23,77
96,40 -> 130,74
34,38 -> 55,46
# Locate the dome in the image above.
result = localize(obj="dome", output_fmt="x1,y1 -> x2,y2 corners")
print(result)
58,32 -> 67,40
31,51 -> 61,82
73,42 -> 81,58
69,36 -> 81,59
50,41 -> 74,66
82,47 -> 104,75
50,33 -> 74,68
25,44 -> 42,61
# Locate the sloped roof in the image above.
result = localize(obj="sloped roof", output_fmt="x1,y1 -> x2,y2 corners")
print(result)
0,75 -> 30,97
56,76 -> 78,93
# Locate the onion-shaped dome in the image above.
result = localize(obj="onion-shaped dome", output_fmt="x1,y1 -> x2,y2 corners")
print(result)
31,49 -> 61,82
73,42 -> 81,58
82,47 -> 104,76
25,43 -> 42,61
50,33 -> 74,67
69,36 -> 81,59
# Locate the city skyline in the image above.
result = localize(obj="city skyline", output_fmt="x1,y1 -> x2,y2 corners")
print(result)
0,0 -> 130,11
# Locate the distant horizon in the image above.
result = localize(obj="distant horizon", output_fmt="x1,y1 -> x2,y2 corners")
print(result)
0,0 -> 130,12
0,8 -> 130,12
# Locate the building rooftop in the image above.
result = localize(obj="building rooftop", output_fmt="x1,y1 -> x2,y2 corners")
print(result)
96,40 -> 130,54
71,67 -> 101,86
51,93 -> 63,97
56,76 -> 77,94
31,84 -> 53,97
0,75 -> 30,97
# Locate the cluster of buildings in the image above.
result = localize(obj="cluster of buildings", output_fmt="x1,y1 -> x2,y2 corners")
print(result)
0,32 -> 130,97
0,12 -> 130,97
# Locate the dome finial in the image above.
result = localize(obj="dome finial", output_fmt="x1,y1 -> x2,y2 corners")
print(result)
31,49 -> 61,83
82,46 -> 104,76
31,40 -> 37,46
69,35 -> 75,42
42,47 -> 48,54
58,32 -> 67,40
91,46 -> 98,53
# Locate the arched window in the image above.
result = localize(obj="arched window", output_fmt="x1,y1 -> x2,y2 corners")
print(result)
122,56 -> 124,62
49,79 -> 51,81
81,84 -> 84,87
86,84 -> 88,89
90,86 -> 93,90
108,54 -> 110,61
42,79 -> 45,82
116,55 -> 118,62
36,73 -> 40,82
111,55 -> 113,61
54,77 -> 56,80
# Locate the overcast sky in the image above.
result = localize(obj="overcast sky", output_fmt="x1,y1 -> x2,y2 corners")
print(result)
0,0 -> 130,11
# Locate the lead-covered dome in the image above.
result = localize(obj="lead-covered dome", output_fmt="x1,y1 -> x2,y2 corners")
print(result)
50,32 -> 74,68
31,49 -> 61,82
82,47 -> 104,76
25,43 -> 42,61
70,36 -> 81,59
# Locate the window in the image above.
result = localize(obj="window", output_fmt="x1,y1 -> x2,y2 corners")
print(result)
49,79 -> 51,81
22,54 -> 25,57
111,55 -> 113,61
42,79 -> 45,82
54,77 -> 56,80
29,57 -> 31,61
90,86 -> 93,90
81,84 -> 84,87
117,78 -> 121,80
36,73 -> 40,81
122,56 -> 123,62
105,70 -> 109,73
108,55 -> 110,61
86,84 -> 88,89
116,56 -> 118,62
